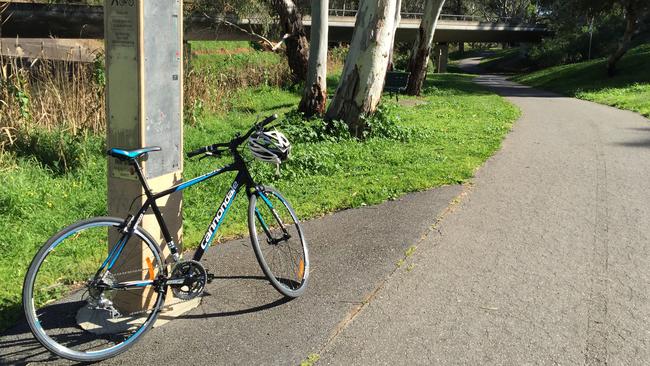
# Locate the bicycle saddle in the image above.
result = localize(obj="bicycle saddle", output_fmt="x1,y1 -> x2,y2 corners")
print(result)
107,146 -> 161,161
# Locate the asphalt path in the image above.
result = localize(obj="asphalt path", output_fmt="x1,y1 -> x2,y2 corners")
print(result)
320,74 -> 650,364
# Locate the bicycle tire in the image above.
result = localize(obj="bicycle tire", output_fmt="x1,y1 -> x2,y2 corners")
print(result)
248,186 -> 309,298
22,217 -> 167,362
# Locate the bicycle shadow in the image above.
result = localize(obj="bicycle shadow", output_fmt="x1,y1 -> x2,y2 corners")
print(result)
0,310 -> 70,365
0,275 -> 291,365
179,275 -> 292,319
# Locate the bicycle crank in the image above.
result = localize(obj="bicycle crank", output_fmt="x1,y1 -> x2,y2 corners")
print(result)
168,260 -> 207,300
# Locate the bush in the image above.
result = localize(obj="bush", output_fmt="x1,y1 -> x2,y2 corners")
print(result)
360,103 -> 417,141
11,128 -> 104,174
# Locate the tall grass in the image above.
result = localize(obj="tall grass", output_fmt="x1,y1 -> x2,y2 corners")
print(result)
0,56 -> 105,147
1,45 -> 293,162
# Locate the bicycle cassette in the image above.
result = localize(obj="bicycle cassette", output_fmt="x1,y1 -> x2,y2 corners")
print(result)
169,260 -> 207,300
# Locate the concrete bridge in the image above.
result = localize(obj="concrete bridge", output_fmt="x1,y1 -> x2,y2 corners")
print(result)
0,2 -> 548,42
0,2 -> 548,62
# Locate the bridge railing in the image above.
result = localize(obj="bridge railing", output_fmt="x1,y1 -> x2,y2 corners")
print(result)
326,8 -> 523,24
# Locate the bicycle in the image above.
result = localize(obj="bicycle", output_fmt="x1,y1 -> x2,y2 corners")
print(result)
22,114 -> 309,362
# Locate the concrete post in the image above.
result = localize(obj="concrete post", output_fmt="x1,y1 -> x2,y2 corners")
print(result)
434,42 -> 448,73
104,0 -> 183,313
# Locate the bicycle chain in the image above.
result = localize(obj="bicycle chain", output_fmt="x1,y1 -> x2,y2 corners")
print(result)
98,268 -> 202,317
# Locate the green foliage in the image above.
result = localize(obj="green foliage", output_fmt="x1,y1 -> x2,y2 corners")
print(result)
513,44 -> 650,117
12,128 -> 104,174
529,0 -> 649,69
92,53 -> 106,88
360,103 -> 418,141
8,70 -> 32,121
280,111 -> 351,143
329,45 -> 350,66
528,10 -> 628,68
300,353 -> 321,366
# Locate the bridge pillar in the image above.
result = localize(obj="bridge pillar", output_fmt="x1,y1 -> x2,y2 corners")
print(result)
104,0 -> 185,314
433,42 -> 449,73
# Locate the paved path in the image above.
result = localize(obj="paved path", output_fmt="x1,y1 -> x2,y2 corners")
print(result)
320,75 -> 650,364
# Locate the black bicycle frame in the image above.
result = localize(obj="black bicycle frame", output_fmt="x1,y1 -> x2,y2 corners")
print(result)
100,150 -> 260,275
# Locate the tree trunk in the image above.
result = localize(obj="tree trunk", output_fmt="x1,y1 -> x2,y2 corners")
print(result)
607,2 -> 639,77
387,0 -> 402,71
405,0 -> 446,96
298,0 -> 329,117
325,0 -> 398,137
270,0 -> 309,83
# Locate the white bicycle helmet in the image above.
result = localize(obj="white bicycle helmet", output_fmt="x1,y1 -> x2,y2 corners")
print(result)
248,130 -> 292,164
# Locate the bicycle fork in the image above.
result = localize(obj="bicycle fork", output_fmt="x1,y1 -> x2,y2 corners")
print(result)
255,190 -> 291,244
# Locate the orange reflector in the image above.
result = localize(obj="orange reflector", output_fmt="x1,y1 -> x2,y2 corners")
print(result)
145,257 -> 155,280
297,259 -> 305,279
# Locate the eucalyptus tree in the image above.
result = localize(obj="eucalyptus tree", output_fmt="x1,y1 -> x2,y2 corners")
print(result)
298,0 -> 328,117
406,0 -> 446,96
387,0 -> 403,70
326,0 -> 398,137
267,0 -> 310,83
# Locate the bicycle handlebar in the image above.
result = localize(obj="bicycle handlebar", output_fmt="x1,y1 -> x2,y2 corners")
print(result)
187,114 -> 278,159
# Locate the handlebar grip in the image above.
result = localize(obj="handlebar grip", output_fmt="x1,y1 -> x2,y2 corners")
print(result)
187,146 -> 209,158
259,114 -> 278,128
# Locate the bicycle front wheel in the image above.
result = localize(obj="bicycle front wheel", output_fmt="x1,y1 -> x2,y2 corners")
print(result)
22,217 -> 166,362
248,186 -> 309,298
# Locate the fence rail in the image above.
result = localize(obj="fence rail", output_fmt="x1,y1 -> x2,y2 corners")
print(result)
326,9 -> 522,23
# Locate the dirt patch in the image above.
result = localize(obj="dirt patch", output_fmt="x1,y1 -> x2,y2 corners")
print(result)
398,98 -> 429,107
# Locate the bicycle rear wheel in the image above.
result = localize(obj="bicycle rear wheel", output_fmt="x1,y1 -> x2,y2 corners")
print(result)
22,217 -> 166,362
248,186 -> 309,298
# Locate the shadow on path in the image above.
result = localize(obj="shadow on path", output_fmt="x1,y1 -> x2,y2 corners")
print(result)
0,275 -> 288,365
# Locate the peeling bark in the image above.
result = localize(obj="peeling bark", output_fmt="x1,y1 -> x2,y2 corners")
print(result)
298,0 -> 328,117
405,0 -> 446,96
326,0 -> 398,137
270,0 -> 309,83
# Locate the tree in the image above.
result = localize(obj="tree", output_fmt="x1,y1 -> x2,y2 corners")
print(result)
268,0 -> 310,83
405,0 -> 446,96
387,0 -> 403,71
607,0 -> 649,76
298,0 -> 328,117
325,0 -> 398,137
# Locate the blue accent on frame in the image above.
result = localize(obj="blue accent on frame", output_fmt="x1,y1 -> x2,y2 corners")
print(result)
107,237 -> 128,270
175,168 -> 224,192
258,191 -> 274,209
255,208 -> 269,231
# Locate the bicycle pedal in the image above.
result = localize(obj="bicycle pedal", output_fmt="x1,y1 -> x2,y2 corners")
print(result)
206,272 -> 216,284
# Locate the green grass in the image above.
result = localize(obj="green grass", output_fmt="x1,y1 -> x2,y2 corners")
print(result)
190,40 -> 252,52
0,74 -> 519,331
189,40 -> 285,74
513,44 -> 650,117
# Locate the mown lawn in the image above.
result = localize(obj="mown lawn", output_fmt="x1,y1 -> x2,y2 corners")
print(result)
0,73 -> 520,331
513,44 -> 650,117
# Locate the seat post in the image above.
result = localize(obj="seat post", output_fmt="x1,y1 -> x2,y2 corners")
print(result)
132,159 -> 154,198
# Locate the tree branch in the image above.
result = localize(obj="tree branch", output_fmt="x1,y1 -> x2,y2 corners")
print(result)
200,12 -> 289,51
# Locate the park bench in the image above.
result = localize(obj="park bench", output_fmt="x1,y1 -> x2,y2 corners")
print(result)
384,71 -> 410,101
